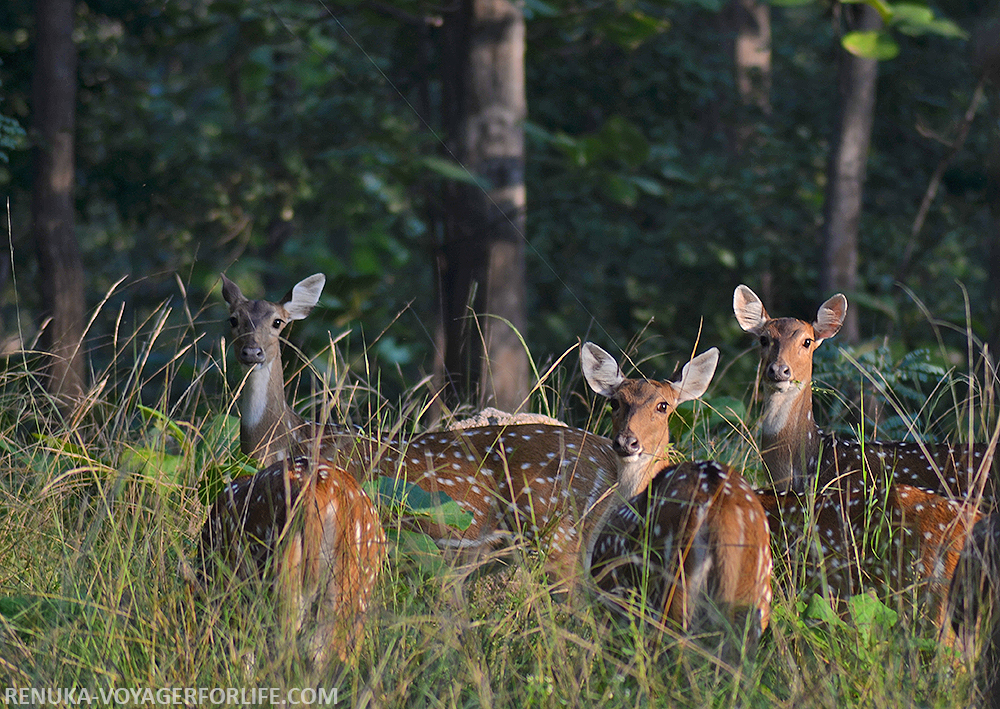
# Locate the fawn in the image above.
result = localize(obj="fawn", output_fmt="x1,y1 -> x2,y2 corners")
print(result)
581,342 -> 773,645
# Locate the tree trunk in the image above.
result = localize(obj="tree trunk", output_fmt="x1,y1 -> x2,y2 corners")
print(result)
723,0 -> 771,153
436,0 -> 529,411
32,0 -> 85,408
820,3 -> 881,345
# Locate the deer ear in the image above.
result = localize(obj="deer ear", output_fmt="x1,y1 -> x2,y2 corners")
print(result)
281,274 -> 326,321
813,294 -> 847,342
581,342 -> 625,398
733,285 -> 769,334
221,273 -> 246,309
671,348 -> 719,404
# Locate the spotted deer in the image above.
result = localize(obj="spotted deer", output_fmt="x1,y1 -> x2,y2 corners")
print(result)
733,283 -> 995,504
581,343 -> 773,645
201,456 -> 386,664
760,481 -> 979,628
219,275 -> 716,582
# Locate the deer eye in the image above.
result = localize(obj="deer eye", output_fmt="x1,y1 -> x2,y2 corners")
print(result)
228,316 -> 237,328
609,400 -> 620,412
803,338 -> 813,348
656,401 -> 669,414
272,318 -> 284,329
759,335 -> 769,347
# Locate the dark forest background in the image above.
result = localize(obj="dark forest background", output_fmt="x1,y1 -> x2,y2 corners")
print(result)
1,0 -> 998,426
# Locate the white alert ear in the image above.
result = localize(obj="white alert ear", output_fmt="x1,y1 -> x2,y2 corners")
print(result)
581,342 -> 624,398
281,274 -> 326,321
733,285 -> 769,334
813,294 -> 848,342
672,347 -> 719,404
220,273 -> 246,309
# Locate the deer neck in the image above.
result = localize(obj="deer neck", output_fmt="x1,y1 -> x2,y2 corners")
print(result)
617,450 -> 673,502
239,358 -> 307,465
759,380 -> 820,491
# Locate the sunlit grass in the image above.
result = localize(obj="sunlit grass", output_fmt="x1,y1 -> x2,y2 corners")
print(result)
0,282 -> 992,706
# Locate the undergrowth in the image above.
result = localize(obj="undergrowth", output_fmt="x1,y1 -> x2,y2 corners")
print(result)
0,283 -> 993,707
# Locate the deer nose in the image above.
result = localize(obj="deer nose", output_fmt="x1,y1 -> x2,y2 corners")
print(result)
239,345 -> 266,365
766,362 -> 791,383
613,432 -> 642,457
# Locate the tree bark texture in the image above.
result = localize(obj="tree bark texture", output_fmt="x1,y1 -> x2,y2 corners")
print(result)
723,0 -> 771,153
32,0 -> 86,406
821,3 -> 881,344
436,0 -> 529,411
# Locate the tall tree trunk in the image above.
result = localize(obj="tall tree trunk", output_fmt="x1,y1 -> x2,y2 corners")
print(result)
820,3 -> 881,345
723,0 -> 771,154
32,0 -> 85,408
436,0 -> 529,411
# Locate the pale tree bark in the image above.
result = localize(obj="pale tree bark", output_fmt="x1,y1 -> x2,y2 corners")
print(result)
821,3 -> 881,345
32,0 -> 86,408
436,0 -> 529,411
724,0 -> 771,153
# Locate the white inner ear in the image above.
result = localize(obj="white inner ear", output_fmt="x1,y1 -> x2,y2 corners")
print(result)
673,348 -> 719,404
813,294 -> 847,342
284,274 -> 326,321
581,342 -> 624,398
733,285 -> 767,333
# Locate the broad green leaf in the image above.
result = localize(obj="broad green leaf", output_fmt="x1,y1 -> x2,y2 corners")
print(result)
389,528 -> 451,576
601,174 -> 639,206
842,30 -> 899,60
803,593 -> 849,628
890,5 -> 967,38
849,591 -> 898,646
366,476 -> 474,531
599,116 -> 650,168
137,404 -> 190,447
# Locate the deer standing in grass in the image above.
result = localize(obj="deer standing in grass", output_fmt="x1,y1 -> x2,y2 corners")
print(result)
204,274 -> 386,664
732,283 -> 994,503
734,284 -> 983,625
219,274 -> 719,584
581,342 -> 773,647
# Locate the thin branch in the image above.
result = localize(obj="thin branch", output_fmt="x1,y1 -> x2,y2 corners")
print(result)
896,73 -> 988,283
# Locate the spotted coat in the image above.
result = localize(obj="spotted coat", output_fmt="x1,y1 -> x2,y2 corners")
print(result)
759,479 -> 979,626
591,461 -> 773,641
202,456 -> 386,663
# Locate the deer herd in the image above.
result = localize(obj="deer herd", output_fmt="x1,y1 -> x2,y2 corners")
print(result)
197,274 -> 999,669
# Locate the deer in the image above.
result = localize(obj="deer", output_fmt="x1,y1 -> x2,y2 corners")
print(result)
200,455 -> 386,665
732,284 -> 985,627
219,274 -> 718,585
759,480 -> 979,629
949,513 -> 1000,701
732,283 -> 995,505
581,343 -> 773,648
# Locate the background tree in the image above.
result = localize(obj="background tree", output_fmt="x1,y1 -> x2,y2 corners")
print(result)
31,0 -> 84,407
436,0 -> 529,411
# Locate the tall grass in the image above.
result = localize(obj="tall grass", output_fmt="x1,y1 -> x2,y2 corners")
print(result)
0,281 -> 990,707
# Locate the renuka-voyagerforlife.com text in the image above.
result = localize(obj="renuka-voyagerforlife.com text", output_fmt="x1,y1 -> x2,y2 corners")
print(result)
3,686 -> 340,706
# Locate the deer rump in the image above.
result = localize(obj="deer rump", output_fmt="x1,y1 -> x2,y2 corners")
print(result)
590,460 -> 772,638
